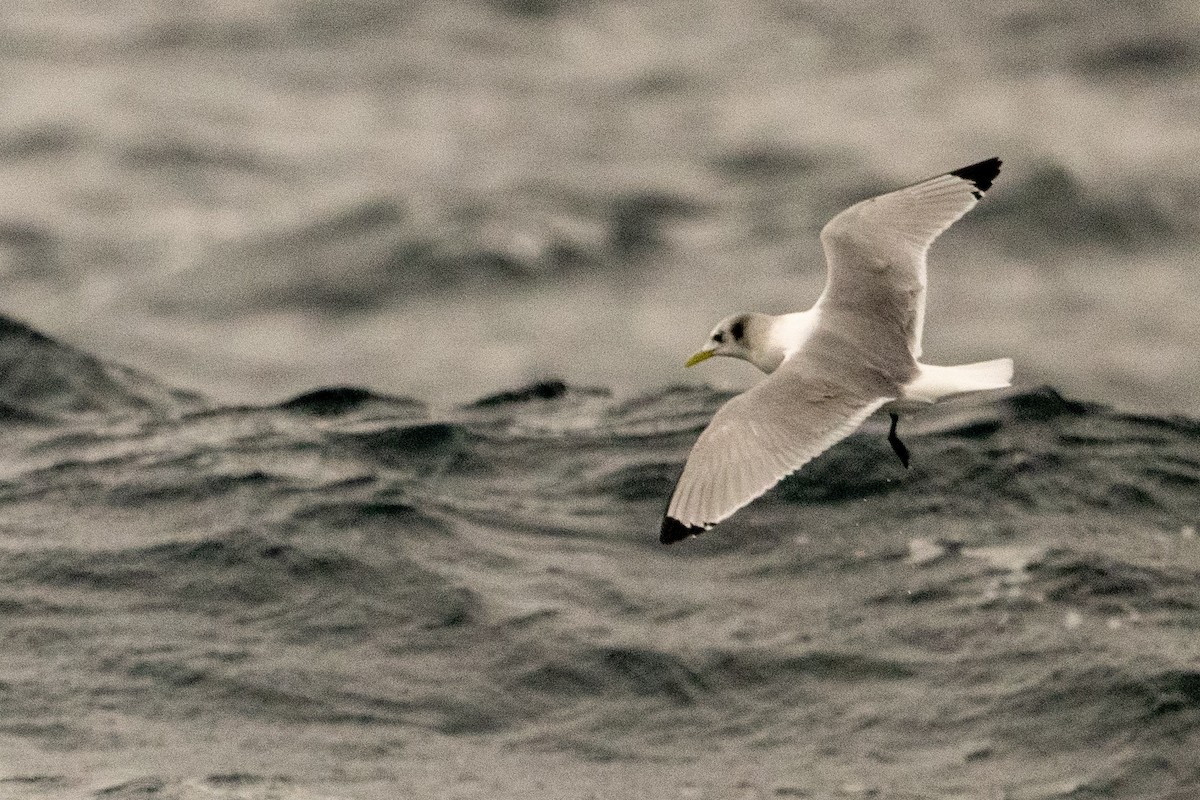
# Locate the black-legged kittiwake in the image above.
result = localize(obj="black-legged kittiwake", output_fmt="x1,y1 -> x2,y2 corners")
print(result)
661,158 -> 1013,544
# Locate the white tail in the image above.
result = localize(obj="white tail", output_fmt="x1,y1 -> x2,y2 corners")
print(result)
901,358 -> 1014,404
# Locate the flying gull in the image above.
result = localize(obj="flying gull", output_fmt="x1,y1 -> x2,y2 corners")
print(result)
661,157 -> 1012,544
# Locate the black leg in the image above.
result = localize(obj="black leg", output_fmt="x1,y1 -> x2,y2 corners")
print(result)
888,412 -> 911,469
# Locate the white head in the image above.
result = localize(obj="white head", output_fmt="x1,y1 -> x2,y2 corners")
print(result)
686,313 -> 764,370
686,311 -> 813,374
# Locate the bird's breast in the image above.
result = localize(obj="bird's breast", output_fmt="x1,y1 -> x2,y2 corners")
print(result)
766,310 -> 821,366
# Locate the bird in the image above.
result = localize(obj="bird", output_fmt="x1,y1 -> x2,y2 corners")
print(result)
660,157 -> 1013,545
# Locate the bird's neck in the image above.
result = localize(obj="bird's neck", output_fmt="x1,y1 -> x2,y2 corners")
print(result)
750,310 -> 819,374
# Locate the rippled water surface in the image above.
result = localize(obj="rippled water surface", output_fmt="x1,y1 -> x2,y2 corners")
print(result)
0,315 -> 1197,798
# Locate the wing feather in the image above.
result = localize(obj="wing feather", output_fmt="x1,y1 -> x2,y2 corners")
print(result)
662,367 -> 890,537
818,157 -> 1000,359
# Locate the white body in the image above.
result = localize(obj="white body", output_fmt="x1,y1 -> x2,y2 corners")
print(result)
763,309 -> 1013,410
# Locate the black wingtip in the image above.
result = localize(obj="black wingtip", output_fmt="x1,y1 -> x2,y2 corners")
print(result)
950,157 -> 1002,199
660,516 -> 705,545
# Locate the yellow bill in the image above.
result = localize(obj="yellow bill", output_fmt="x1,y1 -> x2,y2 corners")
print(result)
685,349 -> 716,367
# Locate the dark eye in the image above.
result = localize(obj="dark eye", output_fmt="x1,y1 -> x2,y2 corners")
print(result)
730,320 -> 744,340
713,331 -> 725,344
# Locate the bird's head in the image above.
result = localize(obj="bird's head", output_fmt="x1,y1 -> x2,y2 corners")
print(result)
686,314 -> 757,368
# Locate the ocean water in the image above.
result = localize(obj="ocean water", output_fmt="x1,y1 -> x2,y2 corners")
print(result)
0,316 -> 1198,798
2,1 -> 1200,798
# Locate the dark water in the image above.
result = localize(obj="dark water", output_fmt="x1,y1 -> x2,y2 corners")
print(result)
0,316 -> 1197,798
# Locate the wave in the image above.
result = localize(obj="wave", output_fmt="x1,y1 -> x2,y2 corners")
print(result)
0,528 -> 478,631
995,661 -> 1200,749
148,184 -> 706,315
0,314 -> 1197,793
276,386 -> 426,418
3,313 -> 1193,522
0,123 -> 83,161
969,159 -> 1199,250
768,387 -> 1199,517
1075,36 -> 1199,77
712,145 -> 1200,250
0,315 -> 207,422
1026,548 -> 1200,613
0,221 -> 57,281
508,645 -> 914,706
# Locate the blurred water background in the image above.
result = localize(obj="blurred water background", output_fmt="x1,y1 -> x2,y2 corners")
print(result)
1,0 -> 1197,413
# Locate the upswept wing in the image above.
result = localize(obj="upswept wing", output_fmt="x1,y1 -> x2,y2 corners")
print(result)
818,157 -> 1000,359
660,365 -> 890,544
